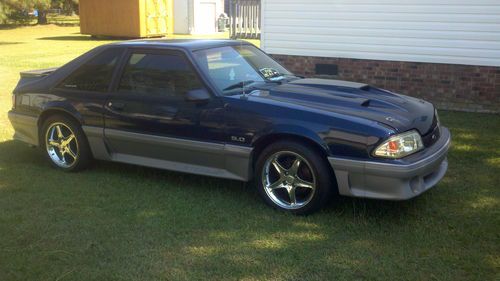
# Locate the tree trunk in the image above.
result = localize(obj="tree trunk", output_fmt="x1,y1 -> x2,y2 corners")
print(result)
37,10 -> 47,25
63,0 -> 72,15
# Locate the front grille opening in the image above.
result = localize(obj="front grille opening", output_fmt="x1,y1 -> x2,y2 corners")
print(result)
421,115 -> 440,147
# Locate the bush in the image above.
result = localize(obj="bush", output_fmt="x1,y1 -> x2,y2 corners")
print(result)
7,10 -> 35,24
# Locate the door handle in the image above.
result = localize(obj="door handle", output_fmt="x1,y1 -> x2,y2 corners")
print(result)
108,101 -> 125,111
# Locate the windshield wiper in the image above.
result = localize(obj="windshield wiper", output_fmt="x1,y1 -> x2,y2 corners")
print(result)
223,80 -> 255,92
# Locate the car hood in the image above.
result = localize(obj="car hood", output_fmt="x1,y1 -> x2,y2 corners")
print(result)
251,78 -> 436,134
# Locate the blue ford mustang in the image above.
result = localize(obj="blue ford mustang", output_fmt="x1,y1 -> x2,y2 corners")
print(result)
8,39 -> 451,214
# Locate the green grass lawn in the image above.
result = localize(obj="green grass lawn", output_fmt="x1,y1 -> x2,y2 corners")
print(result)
0,25 -> 499,281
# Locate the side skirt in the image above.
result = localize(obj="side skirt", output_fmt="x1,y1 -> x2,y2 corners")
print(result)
82,126 -> 253,181
82,126 -> 111,161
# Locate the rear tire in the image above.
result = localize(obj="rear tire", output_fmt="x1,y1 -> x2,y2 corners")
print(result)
255,140 -> 336,215
41,114 -> 92,172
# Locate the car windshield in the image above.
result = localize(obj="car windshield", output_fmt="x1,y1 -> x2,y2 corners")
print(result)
193,44 -> 293,95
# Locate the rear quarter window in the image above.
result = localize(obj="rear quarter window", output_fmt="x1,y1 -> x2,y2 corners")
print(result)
57,48 -> 124,92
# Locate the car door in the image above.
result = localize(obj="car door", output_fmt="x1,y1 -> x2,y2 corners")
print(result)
103,48 -> 227,171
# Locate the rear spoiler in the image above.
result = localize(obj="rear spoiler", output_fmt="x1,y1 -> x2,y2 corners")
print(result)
14,67 -> 59,93
20,67 -> 58,78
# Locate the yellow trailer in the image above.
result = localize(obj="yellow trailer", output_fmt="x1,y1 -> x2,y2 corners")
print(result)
79,0 -> 174,38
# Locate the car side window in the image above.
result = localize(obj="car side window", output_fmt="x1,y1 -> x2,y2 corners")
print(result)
118,52 -> 203,97
58,48 -> 124,92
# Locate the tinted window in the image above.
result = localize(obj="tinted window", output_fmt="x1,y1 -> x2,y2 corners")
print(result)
194,45 -> 292,95
118,53 -> 203,97
59,48 -> 124,92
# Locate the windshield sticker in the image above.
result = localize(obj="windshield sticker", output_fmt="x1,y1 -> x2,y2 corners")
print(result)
260,68 -> 282,80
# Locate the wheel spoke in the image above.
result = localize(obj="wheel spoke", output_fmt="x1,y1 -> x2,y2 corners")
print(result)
63,135 -> 75,146
65,147 -> 77,159
289,158 -> 301,176
267,179 -> 285,190
59,151 -> 67,164
49,140 -> 60,148
295,177 -> 314,189
55,125 -> 64,139
271,158 -> 286,177
288,187 -> 297,205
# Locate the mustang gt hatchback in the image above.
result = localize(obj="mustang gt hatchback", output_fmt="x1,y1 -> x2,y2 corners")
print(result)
8,40 -> 451,214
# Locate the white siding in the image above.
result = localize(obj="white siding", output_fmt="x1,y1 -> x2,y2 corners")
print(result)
261,0 -> 500,67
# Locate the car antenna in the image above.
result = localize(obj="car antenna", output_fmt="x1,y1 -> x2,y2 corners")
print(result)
240,39 -> 249,100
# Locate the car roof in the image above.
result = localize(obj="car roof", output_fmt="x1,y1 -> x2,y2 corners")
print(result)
111,39 -> 251,51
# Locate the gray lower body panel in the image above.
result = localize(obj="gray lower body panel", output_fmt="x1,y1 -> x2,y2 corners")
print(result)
8,111 -> 39,146
82,126 -> 110,160
329,127 -> 451,200
111,152 -> 249,181
82,127 -> 253,181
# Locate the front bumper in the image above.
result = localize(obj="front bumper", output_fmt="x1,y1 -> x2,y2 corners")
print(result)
328,127 -> 451,200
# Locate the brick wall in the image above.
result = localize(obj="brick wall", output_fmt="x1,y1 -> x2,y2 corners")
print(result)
271,55 -> 500,113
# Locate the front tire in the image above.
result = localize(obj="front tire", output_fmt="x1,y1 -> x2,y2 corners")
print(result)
255,140 -> 336,215
41,114 -> 92,172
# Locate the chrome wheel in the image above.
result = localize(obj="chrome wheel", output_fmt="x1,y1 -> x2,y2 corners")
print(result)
45,122 -> 79,168
261,151 -> 316,209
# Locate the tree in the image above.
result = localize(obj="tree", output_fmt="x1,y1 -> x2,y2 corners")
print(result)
31,0 -> 51,24
52,0 -> 78,15
0,0 -> 50,24
0,0 -> 78,25
0,0 -> 13,24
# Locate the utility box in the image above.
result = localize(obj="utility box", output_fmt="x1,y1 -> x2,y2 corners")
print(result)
79,0 -> 174,38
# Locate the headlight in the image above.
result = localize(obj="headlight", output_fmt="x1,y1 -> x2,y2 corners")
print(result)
435,109 -> 440,126
373,130 -> 423,158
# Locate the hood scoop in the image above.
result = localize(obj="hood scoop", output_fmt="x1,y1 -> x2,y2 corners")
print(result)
360,99 -> 371,107
289,78 -> 368,89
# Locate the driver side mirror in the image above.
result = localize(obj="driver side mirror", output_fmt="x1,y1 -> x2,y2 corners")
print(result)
185,88 -> 211,103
